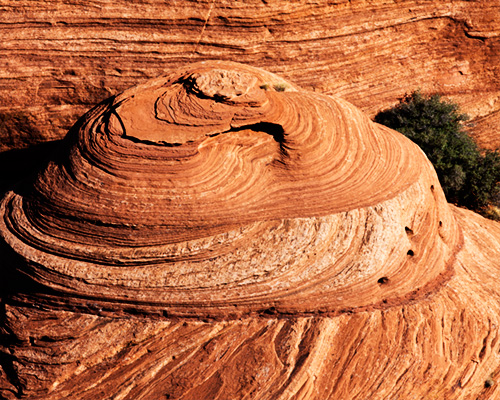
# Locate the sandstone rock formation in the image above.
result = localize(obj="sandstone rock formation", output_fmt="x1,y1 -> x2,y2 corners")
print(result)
1,0 -> 499,152
1,61 -> 500,399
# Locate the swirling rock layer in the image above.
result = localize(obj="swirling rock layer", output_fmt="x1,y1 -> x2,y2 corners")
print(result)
0,62 -> 499,399
0,61 -> 456,318
1,0 -> 499,151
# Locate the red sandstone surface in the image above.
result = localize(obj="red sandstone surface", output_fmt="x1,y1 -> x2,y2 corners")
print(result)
0,0 -> 499,152
1,61 -> 500,399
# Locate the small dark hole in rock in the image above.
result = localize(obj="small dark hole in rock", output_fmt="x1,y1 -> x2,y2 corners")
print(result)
405,226 -> 413,235
262,306 -> 277,315
378,277 -> 389,285
439,221 -> 443,227
407,249 -> 415,256
430,185 -> 434,191
485,377 -> 494,388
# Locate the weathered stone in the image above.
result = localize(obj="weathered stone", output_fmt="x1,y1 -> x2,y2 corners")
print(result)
1,1 -> 499,152
1,62 -> 500,399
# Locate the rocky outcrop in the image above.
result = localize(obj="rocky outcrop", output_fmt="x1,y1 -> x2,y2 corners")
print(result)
1,62 -> 500,399
1,0 -> 499,152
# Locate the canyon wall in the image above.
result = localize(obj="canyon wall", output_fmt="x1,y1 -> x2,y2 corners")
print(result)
1,0 -> 499,152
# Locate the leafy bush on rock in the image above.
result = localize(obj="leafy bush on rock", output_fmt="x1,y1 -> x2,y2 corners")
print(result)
374,91 -> 500,216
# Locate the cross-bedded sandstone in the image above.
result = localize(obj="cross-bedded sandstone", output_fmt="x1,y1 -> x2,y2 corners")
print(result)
1,0 -> 499,152
0,62 -> 499,399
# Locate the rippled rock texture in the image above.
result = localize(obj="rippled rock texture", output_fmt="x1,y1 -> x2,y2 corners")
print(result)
1,62 -> 500,399
1,0 -> 500,152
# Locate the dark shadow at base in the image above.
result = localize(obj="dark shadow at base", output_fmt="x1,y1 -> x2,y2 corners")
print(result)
0,140 -> 63,198
0,140 -> 63,302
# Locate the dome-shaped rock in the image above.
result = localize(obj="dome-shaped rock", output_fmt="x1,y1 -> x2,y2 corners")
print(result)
0,61 -> 499,399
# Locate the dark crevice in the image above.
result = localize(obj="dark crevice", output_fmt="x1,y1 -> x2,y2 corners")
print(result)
229,122 -> 285,143
464,29 -> 488,42
39,335 -> 57,343
407,249 -> 415,257
377,277 -> 389,285
123,135 -> 183,147
405,226 -> 414,236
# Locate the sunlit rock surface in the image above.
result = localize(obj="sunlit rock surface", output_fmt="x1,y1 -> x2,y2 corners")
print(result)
1,0 -> 500,151
1,62 -> 500,399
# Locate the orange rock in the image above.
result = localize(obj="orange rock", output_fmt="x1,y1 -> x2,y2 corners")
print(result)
1,1 -> 499,152
1,62 -> 500,399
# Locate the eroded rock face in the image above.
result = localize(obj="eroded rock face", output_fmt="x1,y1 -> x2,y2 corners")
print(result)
1,0 -> 499,152
0,62 -> 500,399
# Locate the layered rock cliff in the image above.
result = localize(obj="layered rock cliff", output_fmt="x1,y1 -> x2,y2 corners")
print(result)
1,62 -> 500,399
1,0 -> 499,152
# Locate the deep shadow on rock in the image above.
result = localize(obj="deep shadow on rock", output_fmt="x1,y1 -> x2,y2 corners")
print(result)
0,140 -> 62,198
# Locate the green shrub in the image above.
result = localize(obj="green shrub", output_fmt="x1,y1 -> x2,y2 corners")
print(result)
273,82 -> 288,92
374,91 -> 500,215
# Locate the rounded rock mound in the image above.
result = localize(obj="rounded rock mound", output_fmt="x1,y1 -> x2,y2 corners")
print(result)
4,62 -> 500,400
1,61 -> 459,318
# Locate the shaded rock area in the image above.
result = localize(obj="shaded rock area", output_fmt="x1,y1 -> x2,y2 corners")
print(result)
0,0 -> 499,152
1,61 -> 500,399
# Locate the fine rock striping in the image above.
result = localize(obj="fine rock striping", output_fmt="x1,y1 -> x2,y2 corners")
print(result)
0,62 -> 500,399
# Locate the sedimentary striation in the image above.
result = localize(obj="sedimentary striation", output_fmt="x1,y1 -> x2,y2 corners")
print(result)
1,62 -> 500,399
1,0 -> 500,152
